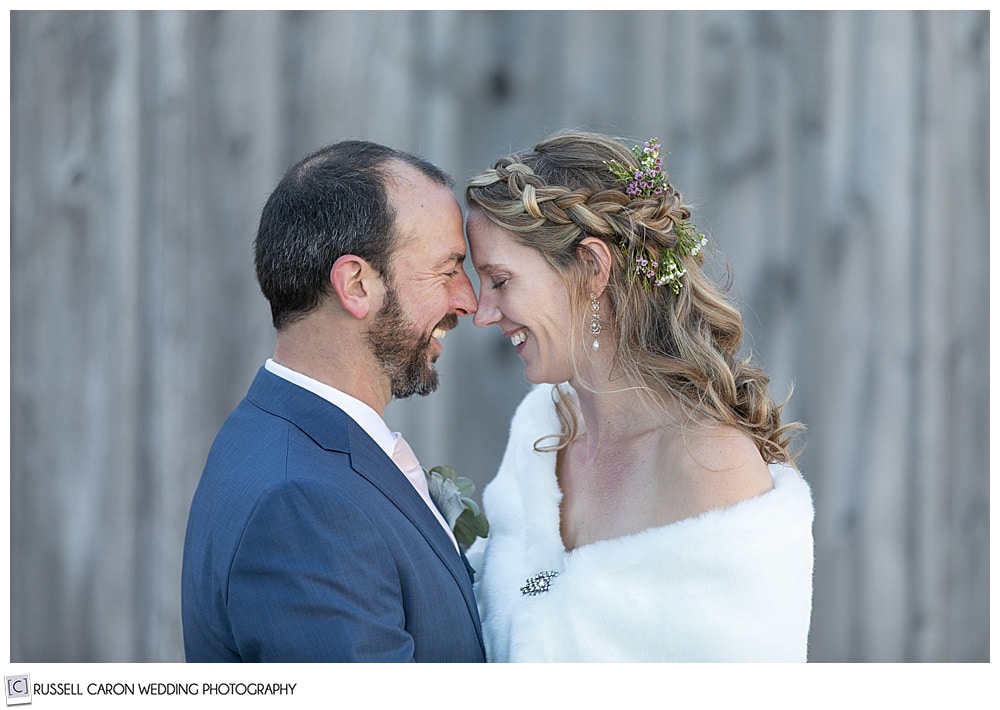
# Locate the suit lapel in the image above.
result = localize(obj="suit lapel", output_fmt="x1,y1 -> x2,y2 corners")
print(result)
346,424 -> 484,636
246,367 -> 484,649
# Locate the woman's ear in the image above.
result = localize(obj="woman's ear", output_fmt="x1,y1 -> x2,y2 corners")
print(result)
578,237 -> 612,297
329,255 -> 379,320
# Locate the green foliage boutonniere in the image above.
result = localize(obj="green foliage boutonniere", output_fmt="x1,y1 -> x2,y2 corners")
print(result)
425,465 -> 489,548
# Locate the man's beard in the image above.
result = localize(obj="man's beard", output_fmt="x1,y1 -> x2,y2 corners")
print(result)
366,281 -> 458,400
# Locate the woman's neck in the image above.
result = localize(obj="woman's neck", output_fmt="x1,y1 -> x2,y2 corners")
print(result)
566,377 -> 680,455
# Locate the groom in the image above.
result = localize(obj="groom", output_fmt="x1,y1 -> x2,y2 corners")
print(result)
181,140 -> 485,662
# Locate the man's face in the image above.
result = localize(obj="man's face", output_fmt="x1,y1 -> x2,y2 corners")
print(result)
366,163 -> 477,399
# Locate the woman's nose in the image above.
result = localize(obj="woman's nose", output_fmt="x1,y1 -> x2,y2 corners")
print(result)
472,290 -> 500,328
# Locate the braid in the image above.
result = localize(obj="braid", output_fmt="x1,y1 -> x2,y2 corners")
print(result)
472,157 -> 690,258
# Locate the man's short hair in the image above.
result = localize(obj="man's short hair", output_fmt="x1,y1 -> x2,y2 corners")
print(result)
254,140 -> 452,329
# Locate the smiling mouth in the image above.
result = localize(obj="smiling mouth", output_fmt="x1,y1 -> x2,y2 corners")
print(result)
510,331 -> 526,346
431,314 -> 459,343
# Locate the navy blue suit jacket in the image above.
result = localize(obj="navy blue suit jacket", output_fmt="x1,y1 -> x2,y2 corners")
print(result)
181,367 -> 486,662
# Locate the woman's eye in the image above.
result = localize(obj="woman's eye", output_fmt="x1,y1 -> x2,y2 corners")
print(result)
491,277 -> 508,290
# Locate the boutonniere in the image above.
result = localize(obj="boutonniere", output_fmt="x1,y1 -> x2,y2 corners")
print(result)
425,465 -> 489,548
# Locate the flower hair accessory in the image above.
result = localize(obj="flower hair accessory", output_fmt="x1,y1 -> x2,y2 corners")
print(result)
605,137 -> 667,198
606,137 -> 708,294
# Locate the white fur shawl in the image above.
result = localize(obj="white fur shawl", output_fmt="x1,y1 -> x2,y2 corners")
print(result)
467,384 -> 815,662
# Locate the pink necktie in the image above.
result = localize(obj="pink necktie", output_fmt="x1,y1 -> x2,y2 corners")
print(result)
391,433 -> 458,551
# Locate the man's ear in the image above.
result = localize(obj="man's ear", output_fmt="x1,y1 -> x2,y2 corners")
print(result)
330,255 -> 379,320
578,237 -> 612,297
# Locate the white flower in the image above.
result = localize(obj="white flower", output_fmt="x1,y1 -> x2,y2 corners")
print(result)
424,465 -> 490,547
425,469 -> 465,529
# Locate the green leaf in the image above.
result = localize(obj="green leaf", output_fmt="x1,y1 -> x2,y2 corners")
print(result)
425,464 -> 490,548
453,507 -> 490,548
460,496 -> 481,517
456,476 -> 475,497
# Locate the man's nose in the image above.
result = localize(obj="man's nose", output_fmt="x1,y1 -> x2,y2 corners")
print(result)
452,270 -> 478,316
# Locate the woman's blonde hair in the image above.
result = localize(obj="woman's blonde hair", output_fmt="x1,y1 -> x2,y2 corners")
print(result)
466,130 -> 803,465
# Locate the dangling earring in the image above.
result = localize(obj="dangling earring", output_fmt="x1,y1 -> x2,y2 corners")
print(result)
589,293 -> 602,351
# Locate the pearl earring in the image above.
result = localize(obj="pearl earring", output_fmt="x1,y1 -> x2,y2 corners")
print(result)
589,293 -> 602,351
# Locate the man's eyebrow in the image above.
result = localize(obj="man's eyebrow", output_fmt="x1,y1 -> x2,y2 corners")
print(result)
442,251 -> 466,266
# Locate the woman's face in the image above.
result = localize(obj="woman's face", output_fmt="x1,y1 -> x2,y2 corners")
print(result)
466,210 -> 578,384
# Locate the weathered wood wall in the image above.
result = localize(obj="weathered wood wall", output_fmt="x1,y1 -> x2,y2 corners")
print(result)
9,10 -> 989,662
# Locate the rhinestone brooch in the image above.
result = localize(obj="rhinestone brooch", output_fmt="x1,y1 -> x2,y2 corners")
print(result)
520,570 -> 560,596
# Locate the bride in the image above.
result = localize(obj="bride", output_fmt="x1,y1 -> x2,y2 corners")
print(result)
464,131 -> 814,662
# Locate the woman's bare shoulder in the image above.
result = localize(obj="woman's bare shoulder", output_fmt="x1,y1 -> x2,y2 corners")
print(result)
665,424 -> 774,517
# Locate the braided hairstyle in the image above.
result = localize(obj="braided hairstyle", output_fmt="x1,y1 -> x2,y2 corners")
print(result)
466,130 -> 802,465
